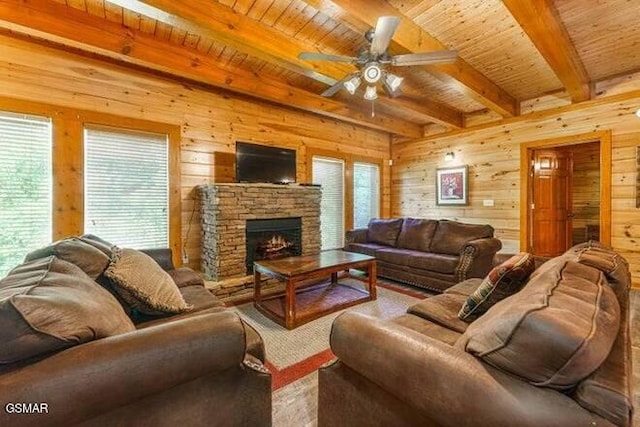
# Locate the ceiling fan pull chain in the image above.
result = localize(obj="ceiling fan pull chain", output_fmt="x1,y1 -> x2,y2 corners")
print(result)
371,100 -> 375,118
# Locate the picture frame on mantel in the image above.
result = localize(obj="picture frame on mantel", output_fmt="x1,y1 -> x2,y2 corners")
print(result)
436,165 -> 469,206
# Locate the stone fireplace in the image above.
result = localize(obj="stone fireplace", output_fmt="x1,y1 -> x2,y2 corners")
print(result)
197,184 -> 321,292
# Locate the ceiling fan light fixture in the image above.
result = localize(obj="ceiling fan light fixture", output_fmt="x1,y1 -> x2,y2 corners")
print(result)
363,63 -> 382,84
343,76 -> 362,95
364,85 -> 378,101
384,72 -> 404,92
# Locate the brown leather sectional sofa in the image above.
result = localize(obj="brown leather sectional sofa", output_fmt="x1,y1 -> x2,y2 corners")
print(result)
0,246 -> 271,427
318,242 -> 633,427
344,218 -> 502,291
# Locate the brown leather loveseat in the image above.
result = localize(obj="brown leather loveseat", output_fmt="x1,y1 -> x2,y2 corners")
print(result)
0,237 -> 271,427
319,242 -> 633,427
344,218 -> 502,291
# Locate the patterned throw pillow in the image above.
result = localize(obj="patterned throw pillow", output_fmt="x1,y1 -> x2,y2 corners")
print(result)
103,248 -> 191,316
458,252 -> 535,322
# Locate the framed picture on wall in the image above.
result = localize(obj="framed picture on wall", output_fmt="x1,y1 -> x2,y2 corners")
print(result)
436,165 -> 469,205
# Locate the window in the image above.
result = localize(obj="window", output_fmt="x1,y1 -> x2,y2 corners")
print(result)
84,125 -> 169,248
0,111 -> 52,277
353,162 -> 380,228
312,156 -> 345,250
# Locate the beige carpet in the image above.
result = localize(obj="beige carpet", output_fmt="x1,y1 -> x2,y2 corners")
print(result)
233,279 -> 422,370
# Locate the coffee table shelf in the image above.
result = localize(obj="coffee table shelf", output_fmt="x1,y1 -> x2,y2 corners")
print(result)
253,250 -> 376,329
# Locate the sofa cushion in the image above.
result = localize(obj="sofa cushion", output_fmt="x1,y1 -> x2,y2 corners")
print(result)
444,278 -> 483,297
0,256 -> 134,364
24,237 -> 111,280
103,248 -> 191,316
407,252 -> 459,274
396,218 -> 438,252
169,267 -> 205,288
457,260 -> 620,390
458,252 -> 535,322
374,248 -> 417,266
344,243 -> 388,257
407,294 -> 470,333
367,218 -> 404,247
78,234 -> 115,257
430,220 -> 494,255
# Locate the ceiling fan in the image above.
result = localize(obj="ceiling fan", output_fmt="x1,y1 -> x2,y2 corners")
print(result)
298,16 -> 458,102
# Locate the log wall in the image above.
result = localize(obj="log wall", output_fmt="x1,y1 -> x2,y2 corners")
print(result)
0,36 -> 391,270
392,89 -> 640,285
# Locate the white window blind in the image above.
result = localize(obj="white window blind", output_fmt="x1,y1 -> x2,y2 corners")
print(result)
312,156 -> 345,250
353,162 -> 380,228
0,111 -> 52,277
84,125 -> 169,248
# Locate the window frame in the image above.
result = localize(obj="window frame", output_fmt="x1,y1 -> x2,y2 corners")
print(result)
0,97 -> 182,266
306,147 -> 384,233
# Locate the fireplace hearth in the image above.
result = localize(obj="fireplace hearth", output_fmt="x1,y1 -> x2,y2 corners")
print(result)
246,217 -> 302,274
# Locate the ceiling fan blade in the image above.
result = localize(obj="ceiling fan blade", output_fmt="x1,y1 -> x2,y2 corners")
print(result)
370,16 -> 400,57
321,73 -> 359,97
298,52 -> 357,63
391,50 -> 458,67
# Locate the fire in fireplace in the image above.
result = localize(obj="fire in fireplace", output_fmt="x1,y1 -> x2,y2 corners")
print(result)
245,217 -> 302,274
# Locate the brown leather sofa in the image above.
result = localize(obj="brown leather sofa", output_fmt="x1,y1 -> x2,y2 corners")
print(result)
0,246 -> 271,427
319,242 -> 633,427
344,218 -> 502,291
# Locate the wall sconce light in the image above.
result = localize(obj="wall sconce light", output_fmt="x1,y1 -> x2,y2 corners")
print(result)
444,151 -> 455,162
636,108 -> 640,118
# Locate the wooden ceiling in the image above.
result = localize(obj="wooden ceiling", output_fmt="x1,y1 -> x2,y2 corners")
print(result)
0,0 -> 639,138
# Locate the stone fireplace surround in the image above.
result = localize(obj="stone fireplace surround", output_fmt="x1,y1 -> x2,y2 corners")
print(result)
198,183 -> 321,300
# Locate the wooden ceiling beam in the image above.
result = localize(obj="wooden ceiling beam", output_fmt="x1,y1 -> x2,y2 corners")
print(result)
303,0 -> 519,117
113,0 -> 462,128
503,0 -> 591,103
0,0 -> 423,137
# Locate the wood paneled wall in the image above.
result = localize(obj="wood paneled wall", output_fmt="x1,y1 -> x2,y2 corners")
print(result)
0,36 -> 391,270
392,90 -> 640,285
570,142 -> 600,244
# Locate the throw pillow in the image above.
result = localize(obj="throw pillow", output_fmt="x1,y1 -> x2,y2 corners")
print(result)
0,256 -> 135,364
23,237 -> 111,279
103,248 -> 191,315
459,252 -> 535,322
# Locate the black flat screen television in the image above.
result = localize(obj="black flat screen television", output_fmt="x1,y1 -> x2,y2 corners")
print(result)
235,141 -> 296,184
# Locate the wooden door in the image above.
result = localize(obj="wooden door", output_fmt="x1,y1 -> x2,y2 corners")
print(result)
530,148 -> 573,257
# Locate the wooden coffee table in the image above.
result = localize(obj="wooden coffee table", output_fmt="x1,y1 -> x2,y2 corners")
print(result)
253,250 -> 377,329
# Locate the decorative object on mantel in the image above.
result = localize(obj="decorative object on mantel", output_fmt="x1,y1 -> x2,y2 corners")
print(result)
298,16 -> 457,116
436,165 -> 469,206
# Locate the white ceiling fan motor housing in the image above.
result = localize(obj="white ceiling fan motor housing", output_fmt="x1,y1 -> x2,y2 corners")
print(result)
363,63 -> 382,84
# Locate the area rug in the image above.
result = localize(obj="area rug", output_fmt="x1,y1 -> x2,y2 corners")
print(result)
233,279 -> 427,390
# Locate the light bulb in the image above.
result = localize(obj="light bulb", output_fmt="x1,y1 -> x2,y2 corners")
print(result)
384,73 -> 403,92
343,76 -> 362,95
364,85 -> 378,101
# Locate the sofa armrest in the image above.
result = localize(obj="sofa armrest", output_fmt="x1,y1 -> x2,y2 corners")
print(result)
455,237 -> 502,281
345,228 -> 368,245
140,248 -> 175,271
0,310 -> 251,427
328,312 -> 607,427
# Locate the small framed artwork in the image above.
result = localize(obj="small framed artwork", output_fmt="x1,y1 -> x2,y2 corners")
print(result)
436,165 -> 469,205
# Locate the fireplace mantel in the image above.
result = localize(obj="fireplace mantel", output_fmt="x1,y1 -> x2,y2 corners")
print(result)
197,183 -> 322,282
